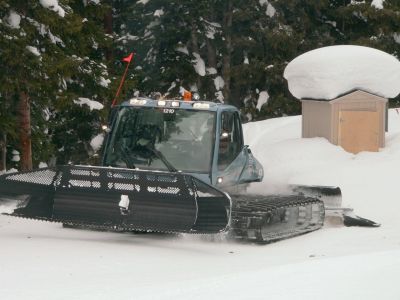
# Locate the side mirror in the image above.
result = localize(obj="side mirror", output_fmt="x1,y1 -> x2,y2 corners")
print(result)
244,145 -> 252,153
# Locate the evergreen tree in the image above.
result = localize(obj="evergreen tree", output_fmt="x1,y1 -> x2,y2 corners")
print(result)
0,0 -> 112,170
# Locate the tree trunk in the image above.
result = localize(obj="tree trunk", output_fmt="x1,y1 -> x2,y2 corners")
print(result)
18,91 -> 32,171
104,7 -> 113,62
222,0 -> 233,104
206,9 -> 217,70
206,39 -> 217,70
0,133 -> 6,171
191,25 -> 202,91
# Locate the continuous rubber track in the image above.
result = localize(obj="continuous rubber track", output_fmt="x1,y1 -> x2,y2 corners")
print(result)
229,194 -> 325,243
5,194 -> 324,243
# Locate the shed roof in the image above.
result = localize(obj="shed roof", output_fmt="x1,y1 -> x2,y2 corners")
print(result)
301,89 -> 388,103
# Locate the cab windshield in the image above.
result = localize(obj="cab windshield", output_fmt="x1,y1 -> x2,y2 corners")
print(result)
104,107 -> 216,173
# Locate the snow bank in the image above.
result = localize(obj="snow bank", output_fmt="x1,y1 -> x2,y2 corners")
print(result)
74,97 -> 104,111
284,45 -> 400,100
244,109 -> 400,222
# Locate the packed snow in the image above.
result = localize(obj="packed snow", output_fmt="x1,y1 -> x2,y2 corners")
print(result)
6,10 -> 21,29
260,0 -> 276,17
256,90 -> 269,110
206,67 -> 217,75
11,150 -> 20,162
284,45 -> 400,100
192,53 -> 206,76
213,76 -> 225,91
74,97 -> 104,111
394,33 -> 400,44
26,46 -> 41,57
154,9 -> 164,17
371,0 -> 385,9
39,0 -> 65,18
175,45 -> 189,55
90,133 -> 104,152
1,110 -> 400,299
98,76 -> 111,88
38,162 -> 48,168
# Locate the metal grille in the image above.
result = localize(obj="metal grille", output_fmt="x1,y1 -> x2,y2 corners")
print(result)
5,169 -> 56,186
69,180 -> 101,189
57,166 -> 185,197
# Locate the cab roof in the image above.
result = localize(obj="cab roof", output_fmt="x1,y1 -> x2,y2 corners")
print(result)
119,97 -> 237,113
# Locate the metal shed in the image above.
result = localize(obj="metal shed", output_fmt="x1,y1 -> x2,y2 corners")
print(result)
301,90 -> 388,154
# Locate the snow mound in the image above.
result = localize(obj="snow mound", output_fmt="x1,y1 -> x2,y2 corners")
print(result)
284,45 -> 400,100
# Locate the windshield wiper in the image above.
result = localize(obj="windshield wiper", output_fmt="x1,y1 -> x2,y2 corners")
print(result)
145,145 -> 178,173
119,146 -> 137,169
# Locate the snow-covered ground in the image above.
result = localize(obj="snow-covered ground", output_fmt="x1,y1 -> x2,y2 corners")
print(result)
1,110 -> 400,300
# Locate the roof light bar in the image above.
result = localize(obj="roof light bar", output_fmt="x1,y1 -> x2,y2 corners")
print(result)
171,101 -> 180,107
158,100 -> 166,106
130,98 -> 147,105
193,102 -> 210,109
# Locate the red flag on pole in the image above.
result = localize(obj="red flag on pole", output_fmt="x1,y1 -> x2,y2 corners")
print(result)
122,53 -> 134,63
112,52 -> 135,107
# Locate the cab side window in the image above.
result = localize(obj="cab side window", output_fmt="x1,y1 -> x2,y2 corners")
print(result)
218,111 -> 243,170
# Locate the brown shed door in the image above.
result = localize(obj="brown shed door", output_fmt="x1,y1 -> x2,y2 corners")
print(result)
339,110 -> 379,154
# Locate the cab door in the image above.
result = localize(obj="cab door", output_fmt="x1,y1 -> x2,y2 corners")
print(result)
215,110 -> 246,186
214,110 -> 263,189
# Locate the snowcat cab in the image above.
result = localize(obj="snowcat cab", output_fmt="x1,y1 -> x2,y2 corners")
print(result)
102,98 -> 263,189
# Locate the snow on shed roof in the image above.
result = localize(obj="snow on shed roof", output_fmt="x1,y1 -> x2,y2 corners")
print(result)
284,45 -> 400,100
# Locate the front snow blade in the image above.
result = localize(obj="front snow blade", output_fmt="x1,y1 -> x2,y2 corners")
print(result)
0,166 -> 231,234
342,213 -> 380,227
290,185 -> 342,208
